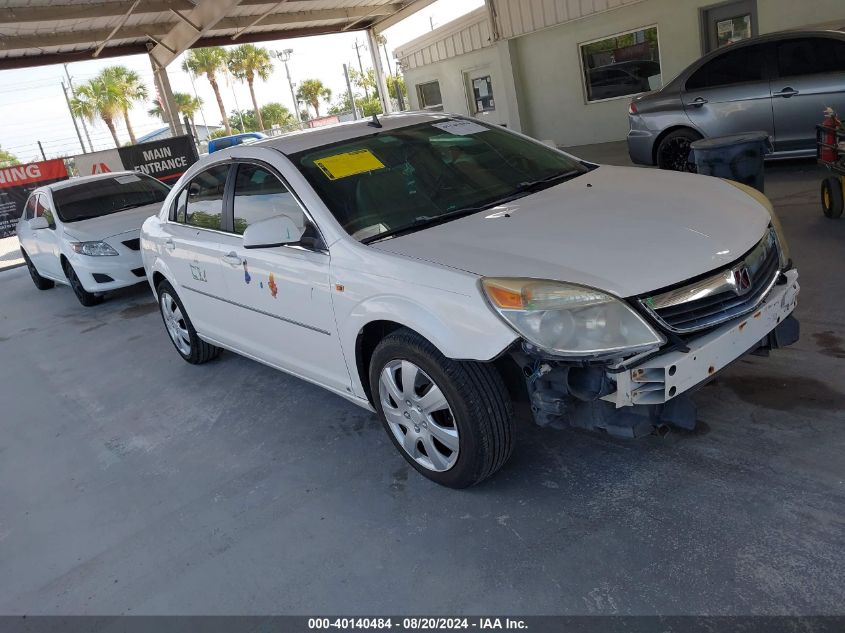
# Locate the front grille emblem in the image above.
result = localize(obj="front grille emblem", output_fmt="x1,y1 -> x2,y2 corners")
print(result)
733,265 -> 753,295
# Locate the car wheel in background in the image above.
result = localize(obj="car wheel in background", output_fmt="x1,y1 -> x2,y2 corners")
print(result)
369,328 -> 514,488
156,280 -> 221,364
821,176 -> 844,219
62,260 -> 103,307
22,250 -> 54,290
656,129 -> 701,172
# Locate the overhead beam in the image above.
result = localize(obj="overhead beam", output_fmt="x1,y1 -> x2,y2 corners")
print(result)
371,0 -> 437,34
0,5 -> 401,53
147,0 -> 243,68
0,0 -> 193,24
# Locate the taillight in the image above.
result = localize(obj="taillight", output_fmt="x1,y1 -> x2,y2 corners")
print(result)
628,101 -> 638,115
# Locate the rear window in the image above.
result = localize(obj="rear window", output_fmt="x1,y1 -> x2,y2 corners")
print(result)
53,174 -> 170,223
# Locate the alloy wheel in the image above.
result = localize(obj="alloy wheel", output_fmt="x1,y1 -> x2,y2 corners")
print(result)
378,359 -> 459,472
160,291 -> 191,356
662,137 -> 697,172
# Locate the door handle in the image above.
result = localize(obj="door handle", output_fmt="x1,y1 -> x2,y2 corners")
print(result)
690,96 -> 708,107
221,252 -> 243,266
773,87 -> 799,98
164,238 -> 175,251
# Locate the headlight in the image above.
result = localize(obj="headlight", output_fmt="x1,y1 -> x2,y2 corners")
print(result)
724,180 -> 790,267
481,278 -> 665,358
70,241 -> 119,256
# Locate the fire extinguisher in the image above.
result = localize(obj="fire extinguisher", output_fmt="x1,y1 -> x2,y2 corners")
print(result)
821,107 -> 840,162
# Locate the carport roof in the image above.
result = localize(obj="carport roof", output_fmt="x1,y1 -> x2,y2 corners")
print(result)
0,0 -> 434,70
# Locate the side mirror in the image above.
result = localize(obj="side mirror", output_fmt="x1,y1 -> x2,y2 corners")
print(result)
243,215 -> 305,249
28,216 -> 49,230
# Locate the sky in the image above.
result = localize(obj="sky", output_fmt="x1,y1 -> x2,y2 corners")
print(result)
0,0 -> 484,163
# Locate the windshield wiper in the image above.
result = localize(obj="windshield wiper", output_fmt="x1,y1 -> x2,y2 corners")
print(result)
515,169 -> 583,193
361,207 -> 487,244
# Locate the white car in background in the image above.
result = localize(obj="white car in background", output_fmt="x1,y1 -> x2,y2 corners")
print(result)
141,113 -> 800,488
17,171 -> 170,306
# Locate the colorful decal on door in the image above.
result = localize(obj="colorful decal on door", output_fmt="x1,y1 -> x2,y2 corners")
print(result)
243,260 -> 251,284
268,273 -> 278,298
189,260 -> 207,283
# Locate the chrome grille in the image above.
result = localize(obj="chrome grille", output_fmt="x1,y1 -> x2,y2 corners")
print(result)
641,229 -> 781,334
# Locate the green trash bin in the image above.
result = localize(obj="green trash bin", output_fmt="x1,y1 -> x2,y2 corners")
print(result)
690,132 -> 773,192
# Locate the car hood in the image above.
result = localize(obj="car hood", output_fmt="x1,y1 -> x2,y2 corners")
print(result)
370,166 -> 772,298
61,203 -> 162,241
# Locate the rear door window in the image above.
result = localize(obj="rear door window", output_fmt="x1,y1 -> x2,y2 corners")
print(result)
686,44 -> 767,90
184,165 -> 229,231
232,163 -> 304,235
777,37 -> 845,77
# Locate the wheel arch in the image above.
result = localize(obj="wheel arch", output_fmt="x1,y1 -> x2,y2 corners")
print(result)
652,125 -> 702,165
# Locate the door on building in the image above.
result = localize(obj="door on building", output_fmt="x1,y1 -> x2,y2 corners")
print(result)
463,70 -> 499,125
701,0 -> 758,54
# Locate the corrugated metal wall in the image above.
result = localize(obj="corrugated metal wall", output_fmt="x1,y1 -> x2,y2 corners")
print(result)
495,0 -> 645,39
397,9 -> 493,71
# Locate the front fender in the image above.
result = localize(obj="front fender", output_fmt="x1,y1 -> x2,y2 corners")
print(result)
339,292 -> 518,398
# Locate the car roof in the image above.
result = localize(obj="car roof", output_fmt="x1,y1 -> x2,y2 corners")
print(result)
249,111 -> 455,155
43,170 -> 146,192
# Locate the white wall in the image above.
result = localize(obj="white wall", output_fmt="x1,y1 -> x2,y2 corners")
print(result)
404,41 -> 523,131
511,0 -> 845,146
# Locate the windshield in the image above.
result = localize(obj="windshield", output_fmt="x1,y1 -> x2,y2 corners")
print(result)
290,120 -> 588,243
53,173 -> 170,223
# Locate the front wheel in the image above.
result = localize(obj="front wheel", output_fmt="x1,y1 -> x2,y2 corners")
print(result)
156,280 -> 221,364
656,129 -> 701,172
369,329 -> 514,488
22,250 -> 54,290
63,261 -> 102,306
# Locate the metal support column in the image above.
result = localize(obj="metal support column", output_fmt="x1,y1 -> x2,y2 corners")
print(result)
367,27 -> 392,114
148,46 -> 185,137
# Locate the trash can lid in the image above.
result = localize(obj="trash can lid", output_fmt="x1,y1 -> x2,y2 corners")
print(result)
690,131 -> 770,150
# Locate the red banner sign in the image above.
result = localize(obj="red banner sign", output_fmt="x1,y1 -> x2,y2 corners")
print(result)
0,159 -> 68,190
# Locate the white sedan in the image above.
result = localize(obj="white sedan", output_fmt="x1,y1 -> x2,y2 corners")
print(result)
141,113 -> 799,487
17,171 -> 170,306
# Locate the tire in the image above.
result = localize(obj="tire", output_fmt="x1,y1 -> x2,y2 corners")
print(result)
63,260 -> 102,307
156,279 -> 221,364
821,176 -> 844,219
369,328 -> 514,488
656,129 -> 701,172
21,250 -> 54,290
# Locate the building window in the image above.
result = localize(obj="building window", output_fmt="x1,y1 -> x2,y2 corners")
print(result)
417,81 -> 444,111
580,26 -> 661,103
471,76 -> 495,113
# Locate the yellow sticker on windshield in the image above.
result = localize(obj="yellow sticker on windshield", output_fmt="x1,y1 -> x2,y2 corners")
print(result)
313,149 -> 385,180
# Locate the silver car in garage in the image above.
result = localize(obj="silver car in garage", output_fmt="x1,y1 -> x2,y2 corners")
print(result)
628,30 -> 845,170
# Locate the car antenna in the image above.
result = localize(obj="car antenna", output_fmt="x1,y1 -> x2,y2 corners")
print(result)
368,113 -> 383,129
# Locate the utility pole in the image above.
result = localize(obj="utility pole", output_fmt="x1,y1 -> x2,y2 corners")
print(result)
64,63 -> 94,152
271,49 -> 303,128
61,80 -> 87,154
379,35 -> 405,111
343,64 -> 359,120
352,39 -> 369,99
37,141 -> 46,161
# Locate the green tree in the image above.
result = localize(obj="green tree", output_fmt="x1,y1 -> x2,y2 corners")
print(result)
0,146 -> 18,167
207,128 -> 230,140
149,92 -> 203,139
183,47 -> 232,135
387,74 -> 407,102
70,74 -> 123,147
296,79 -> 332,118
102,66 -> 148,145
328,91 -> 358,115
359,95 -> 383,116
228,109 -> 258,133
349,68 -> 378,98
260,102 -> 295,128
227,44 -> 273,131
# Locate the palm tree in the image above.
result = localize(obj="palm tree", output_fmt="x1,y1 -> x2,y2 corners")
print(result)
227,44 -> 273,132
102,66 -> 148,144
149,92 -> 203,140
70,75 -> 123,147
296,79 -> 332,118
183,47 -> 231,135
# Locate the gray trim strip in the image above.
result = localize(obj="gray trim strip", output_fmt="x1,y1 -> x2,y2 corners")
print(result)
183,285 -> 332,336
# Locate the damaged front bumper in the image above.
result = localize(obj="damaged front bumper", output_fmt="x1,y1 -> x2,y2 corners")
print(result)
517,270 -> 799,437
608,269 -> 799,408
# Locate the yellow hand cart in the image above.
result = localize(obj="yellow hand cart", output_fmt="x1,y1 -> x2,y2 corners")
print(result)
817,124 -> 845,219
